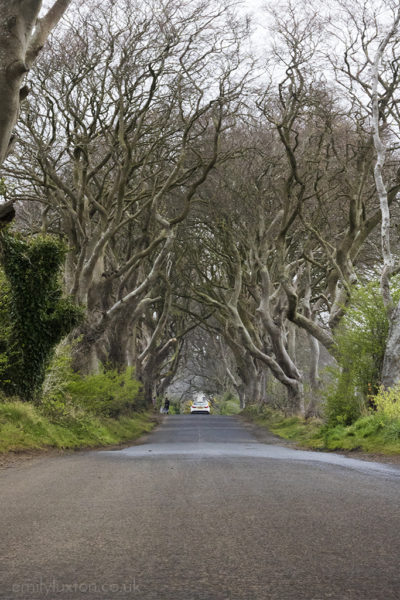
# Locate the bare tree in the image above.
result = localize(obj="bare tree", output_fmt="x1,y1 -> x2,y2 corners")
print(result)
370,5 -> 400,386
327,0 -> 400,387
6,0 -> 250,389
255,1 -> 400,362
182,0 -> 400,413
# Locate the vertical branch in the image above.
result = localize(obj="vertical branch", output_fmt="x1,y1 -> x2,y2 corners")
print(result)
371,10 -> 400,313
26,0 -> 72,66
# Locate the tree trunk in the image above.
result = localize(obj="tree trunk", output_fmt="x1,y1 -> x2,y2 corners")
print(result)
141,376 -> 156,407
108,321 -> 131,370
0,0 -> 71,165
0,201 -> 15,227
305,333 -> 321,419
287,322 -> 297,364
371,10 -> 400,388
286,380 -> 304,416
237,383 -> 246,409
382,300 -> 400,388
259,369 -> 269,404
72,342 -> 100,375
70,317 -> 102,375
246,375 -> 262,405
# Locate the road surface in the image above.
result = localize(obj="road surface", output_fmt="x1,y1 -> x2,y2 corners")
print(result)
1,415 -> 400,600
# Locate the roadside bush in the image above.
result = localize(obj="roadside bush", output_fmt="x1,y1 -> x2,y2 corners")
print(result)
382,418 -> 400,441
325,280 -> 400,425
66,368 -> 144,417
373,385 -> 400,420
182,399 -> 193,414
323,367 -> 364,426
213,391 -> 241,415
168,399 -> 181,414
41,344 -> 144,420
40,342 -> 81,422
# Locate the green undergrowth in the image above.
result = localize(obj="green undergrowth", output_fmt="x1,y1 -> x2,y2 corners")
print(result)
242,405 -> 400,455
0,344 -> 157,454
0,399 -> 156,453
213,392 -> 241,415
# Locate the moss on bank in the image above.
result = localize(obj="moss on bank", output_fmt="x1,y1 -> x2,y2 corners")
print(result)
242,405 -> 400,455
0,400 -> 156,453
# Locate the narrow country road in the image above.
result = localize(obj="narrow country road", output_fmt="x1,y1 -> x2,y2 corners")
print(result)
1,415 -> 400,600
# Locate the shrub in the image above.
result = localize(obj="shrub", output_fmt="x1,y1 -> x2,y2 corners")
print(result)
382,419 -> 400,441
41,344 -> 144,420
323,367 -> 364,426
325,279 -> 400,425
213,391 -> 241,415
167,399 -> 181,414
66,368 -> 144,417
373,385 -> 400,420
40,343 -> 86,423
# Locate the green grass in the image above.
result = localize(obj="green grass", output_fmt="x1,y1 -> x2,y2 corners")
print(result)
241,405 -> 400,455
0,400 -> 156,453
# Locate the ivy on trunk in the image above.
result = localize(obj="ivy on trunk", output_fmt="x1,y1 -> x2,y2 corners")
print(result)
0,232 -> 83,401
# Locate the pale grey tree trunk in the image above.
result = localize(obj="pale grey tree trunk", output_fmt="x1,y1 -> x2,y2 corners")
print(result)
108,323 -> 131,369
237,383 -> 246,410
382,303 -> 400,388
259,369 -> 268,404
287,322 -> 297,364
0,0 -> 71,165
74,344 -> 100,376
286,381 -> 304,415
305,333 -> 321,418
371,9 -> 400,387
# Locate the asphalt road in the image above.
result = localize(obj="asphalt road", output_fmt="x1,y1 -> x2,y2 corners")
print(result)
1,415 -> 400,600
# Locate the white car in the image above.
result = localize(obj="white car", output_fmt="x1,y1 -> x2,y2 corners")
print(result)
190,398 -> 211,414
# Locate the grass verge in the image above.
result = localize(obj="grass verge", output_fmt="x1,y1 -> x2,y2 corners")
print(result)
0,400 -> 157,454
241,405 -> 400,455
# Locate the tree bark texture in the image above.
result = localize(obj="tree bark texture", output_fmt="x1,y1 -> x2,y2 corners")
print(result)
0,0 -> 71,165
371,9 -> 400,387
382,303 -> 400,389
